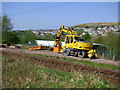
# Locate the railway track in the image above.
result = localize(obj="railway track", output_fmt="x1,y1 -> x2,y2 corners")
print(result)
2,50 -> 120,86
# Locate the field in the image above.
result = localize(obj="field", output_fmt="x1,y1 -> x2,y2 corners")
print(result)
1,48 -> 119,88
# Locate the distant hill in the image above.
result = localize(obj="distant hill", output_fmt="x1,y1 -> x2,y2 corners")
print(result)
71,22 -> 119,28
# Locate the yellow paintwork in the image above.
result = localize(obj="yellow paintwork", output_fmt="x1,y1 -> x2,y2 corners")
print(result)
64,35 -> 93,50
88,50 -> 97,58
28,45 -> 50,50
88,53 -> 92,58
57,25 -> 77,37
60,46 -> 65,53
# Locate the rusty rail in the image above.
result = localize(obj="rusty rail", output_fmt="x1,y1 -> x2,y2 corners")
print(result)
2,51 -> 120,84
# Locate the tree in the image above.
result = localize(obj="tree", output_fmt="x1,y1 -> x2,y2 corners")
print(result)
2,32 -> 20,45
2,15 -> 20,45
85,26 -> 89,28
112,25 -> 114,27
101,25 -> 103,28
76,29 -> 84,36
0,16 -> 1,30
107,26 -> 109,29
118,29 -> 120,32
94,26 -> 99,30
19,30 -> 38,44
2,15 -> 13,32
82,32 -> 91,41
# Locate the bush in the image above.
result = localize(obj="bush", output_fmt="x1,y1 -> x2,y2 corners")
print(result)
2,32 -> 20,45
83,32 -> 91,41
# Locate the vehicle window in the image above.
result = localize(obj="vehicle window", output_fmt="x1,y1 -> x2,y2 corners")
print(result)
71,36 -> 73,43
66,36 -> 70,43
75,37 -> 79,41
80,38 -> 84,41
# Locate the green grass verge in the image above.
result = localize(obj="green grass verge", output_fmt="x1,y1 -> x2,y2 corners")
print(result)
2,54 -> 117,88
30,54 -> 119,71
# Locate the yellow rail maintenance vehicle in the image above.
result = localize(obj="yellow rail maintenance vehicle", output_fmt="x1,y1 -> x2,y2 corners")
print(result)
28,45 -> 50,50
53,25 -> 97,58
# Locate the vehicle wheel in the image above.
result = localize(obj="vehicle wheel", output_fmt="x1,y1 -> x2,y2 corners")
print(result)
78,51 -> 85,58
63,49 -> 70,56
84,51 -> 88,58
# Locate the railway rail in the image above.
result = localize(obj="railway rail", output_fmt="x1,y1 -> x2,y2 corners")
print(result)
2,50 -> 120,86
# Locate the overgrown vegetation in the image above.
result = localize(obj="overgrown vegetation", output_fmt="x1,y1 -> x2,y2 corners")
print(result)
2,54 -> 117,88
91,32 -> 119,61
30,54 -> 119,70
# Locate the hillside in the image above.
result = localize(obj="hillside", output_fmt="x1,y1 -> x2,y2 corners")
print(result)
71,22 -> 119,28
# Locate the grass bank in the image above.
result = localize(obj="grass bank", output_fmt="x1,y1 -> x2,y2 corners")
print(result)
2,53 -> 117,88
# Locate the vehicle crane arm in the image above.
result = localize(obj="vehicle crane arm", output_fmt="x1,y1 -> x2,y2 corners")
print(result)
56,25 -> 77,38
54,25 -> 77,47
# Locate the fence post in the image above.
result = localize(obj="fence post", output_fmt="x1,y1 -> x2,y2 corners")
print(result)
113,49 -> 116,61
113,55 -> 115,61
109,49 -> 112,60
102,53 -> 104,58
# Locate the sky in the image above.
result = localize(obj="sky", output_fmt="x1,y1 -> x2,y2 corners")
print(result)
1,0 -> 120,2
2,2 -> 118,30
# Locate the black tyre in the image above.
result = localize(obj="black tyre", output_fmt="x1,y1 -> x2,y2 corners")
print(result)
78,51 -> 85,58
63,49 -> 70,56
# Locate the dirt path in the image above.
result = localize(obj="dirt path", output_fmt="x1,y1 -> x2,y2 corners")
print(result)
0,48 -> 119,66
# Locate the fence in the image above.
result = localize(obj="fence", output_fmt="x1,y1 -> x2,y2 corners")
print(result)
96,49 -> 120,61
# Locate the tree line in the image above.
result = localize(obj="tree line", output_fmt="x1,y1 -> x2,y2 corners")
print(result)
2,15 -> 39,45
1,15 -> 58,45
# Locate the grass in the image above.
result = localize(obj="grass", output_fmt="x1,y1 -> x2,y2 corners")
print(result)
2,53 -> 117,88
71,22 -> 119,28
0,51 -> 2,87
30,54 -> 119,71
21,45 -> 30,50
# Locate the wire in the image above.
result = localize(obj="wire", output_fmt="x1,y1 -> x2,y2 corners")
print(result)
9,2 -> 73,16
